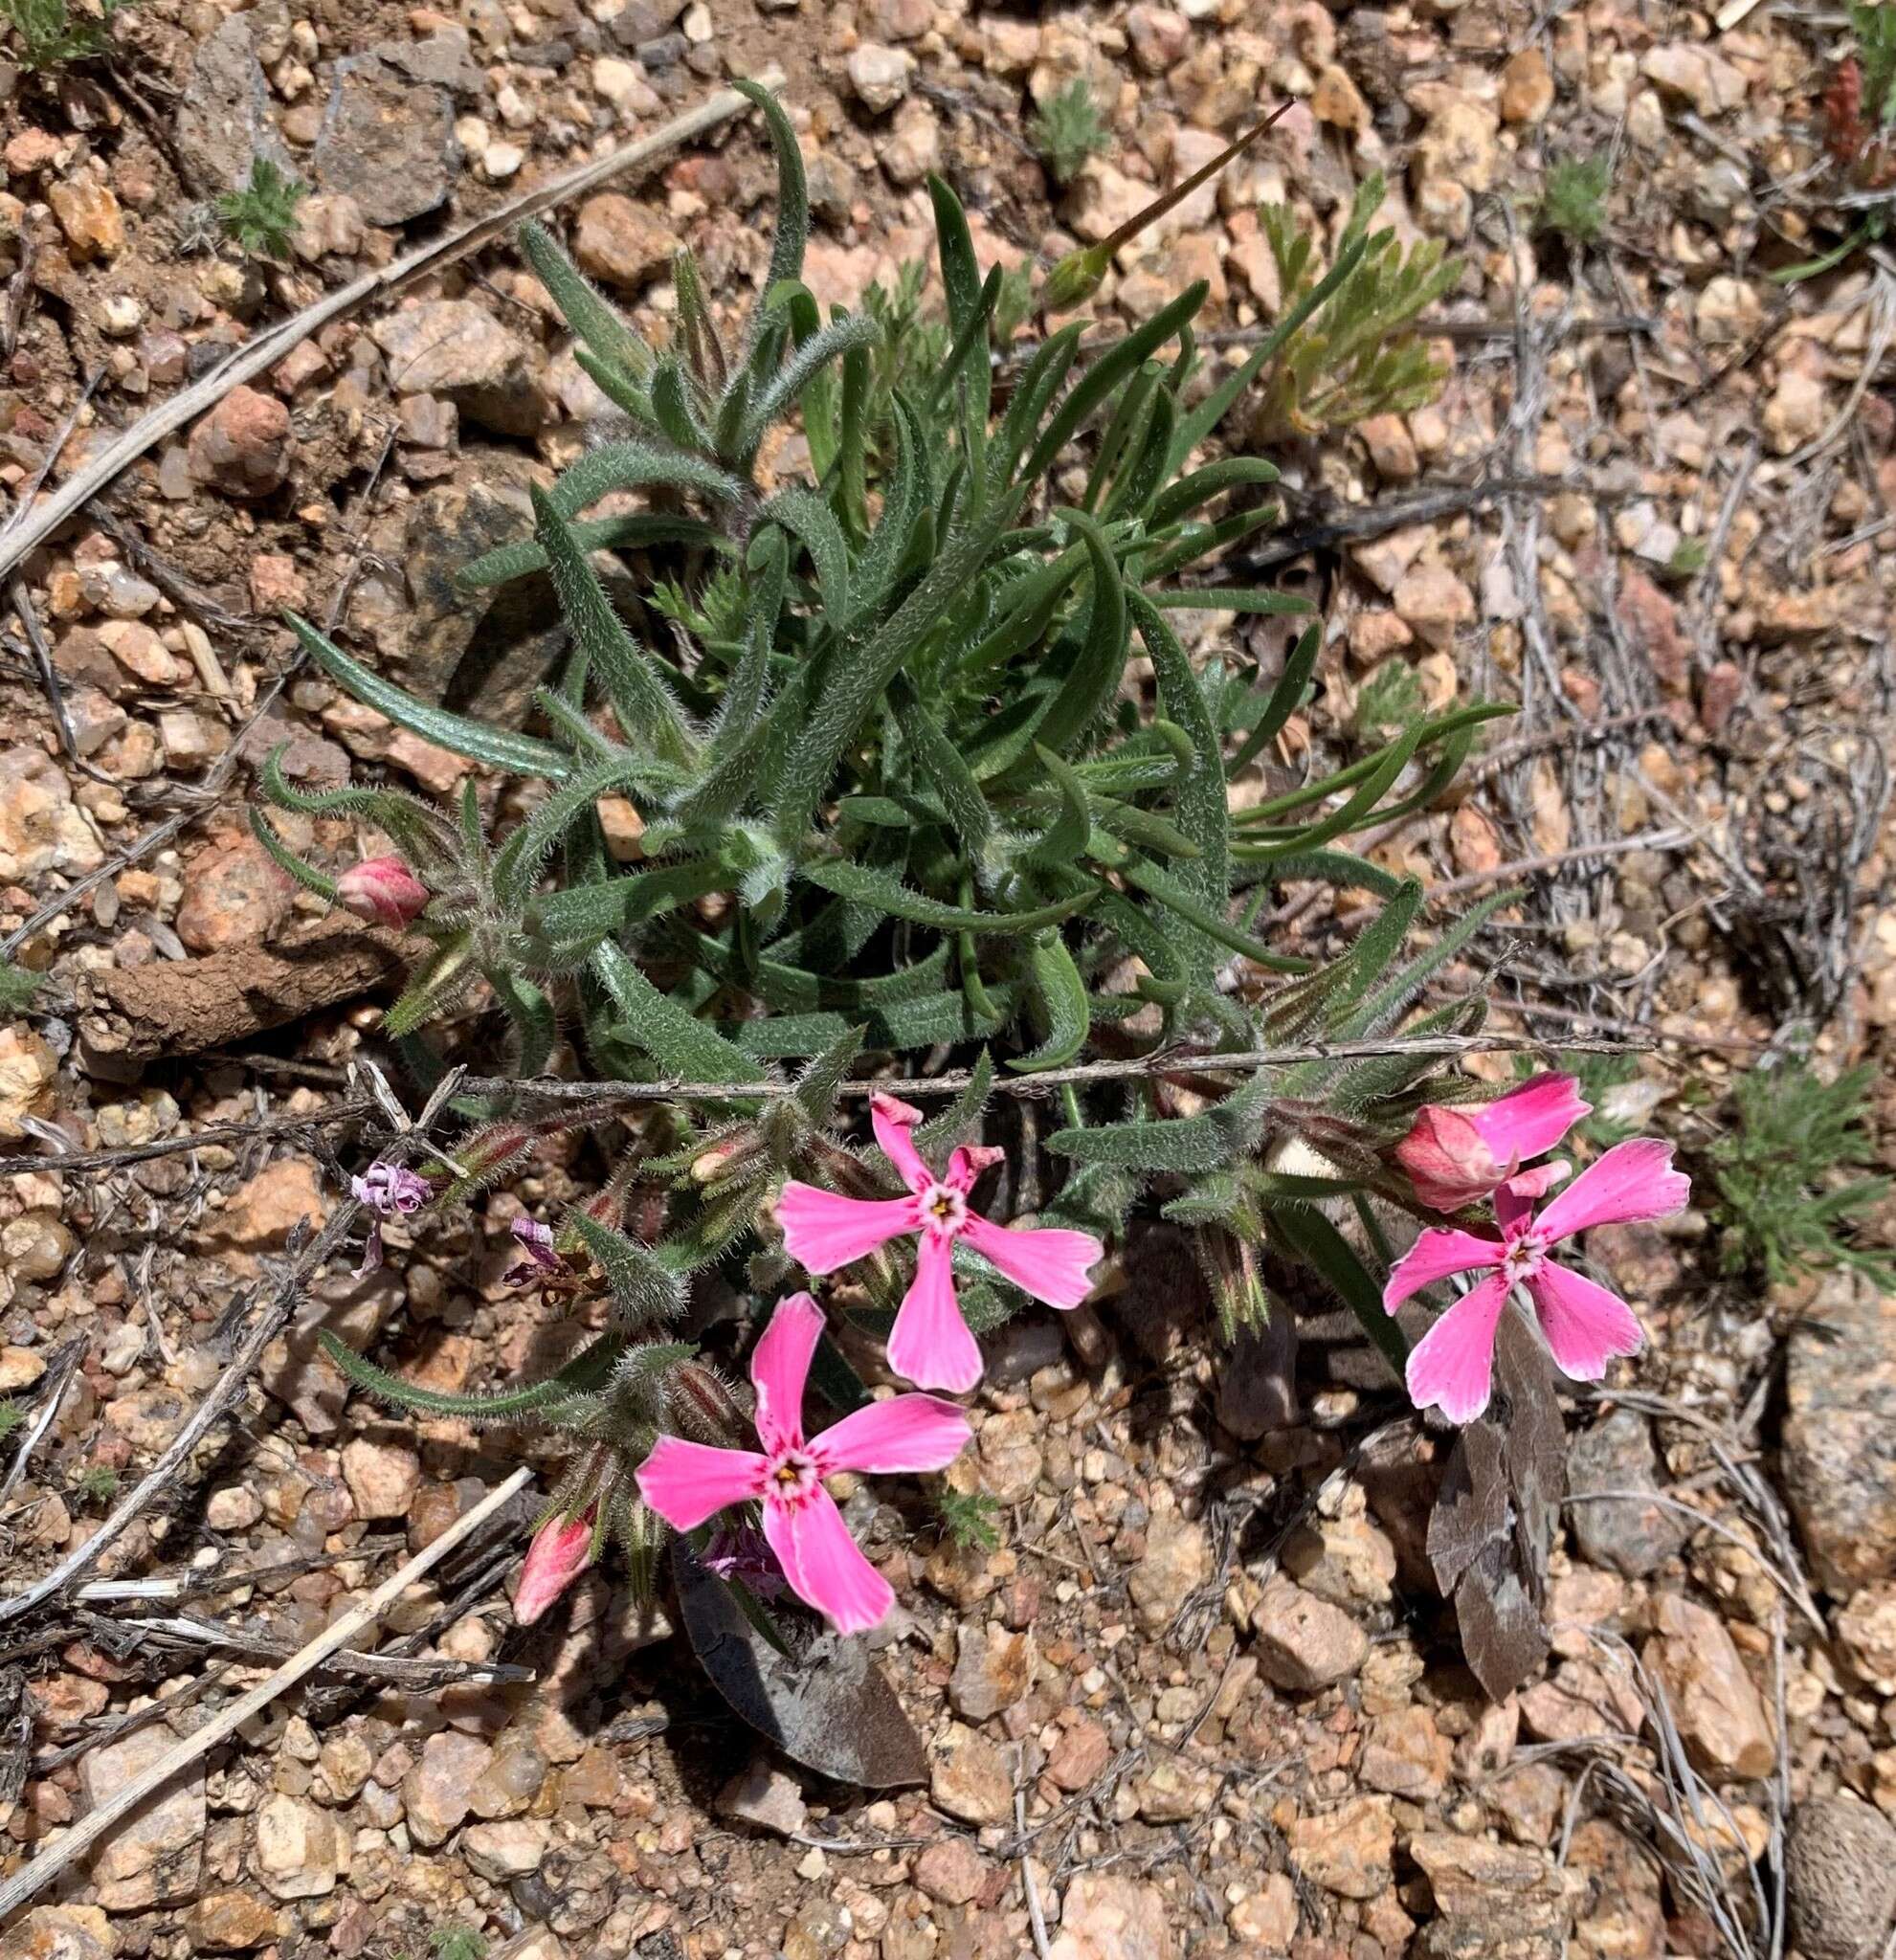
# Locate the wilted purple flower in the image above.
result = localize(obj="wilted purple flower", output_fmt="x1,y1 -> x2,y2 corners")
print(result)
703,1524 -> 787,1600
349,1160 -> 431,1273
504,1215 -> 565,1288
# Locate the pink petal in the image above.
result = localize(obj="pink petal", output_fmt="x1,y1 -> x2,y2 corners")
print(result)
945,1143 -> 1004,1194
635,1436 -> 767,1531
1495,1163 -> 1568,1239
959,1214 -> 1102,1309
749,1291 -> 823,1455
777,1182 -> 916,1274
763,1487 -> 894,1635
813,1392 -> 970,1477
1394,1106 -> 1501,1212
870,1092 -> 931,1193
1381,1227 -> 1504,1314
1533,1138 -> 1691,1245
1405,1271 -> 1511,1425
886,1232 -> 983,1393
1526,1259 -> 1644,1383
1469,1073 -> 1590,1166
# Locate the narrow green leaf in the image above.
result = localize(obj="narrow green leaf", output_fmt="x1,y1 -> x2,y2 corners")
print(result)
288,614 -> 569,778
1012,933 -> 1090,1073
1228,623 -> 1321,777
531,485 -> 695,766
548,440 -> 747,521
319,1326 -> 622,1419
800,858 -> 1095,934
569,1211 -> 686,1329
520,219 -> 651,381
733,79 -> 809,324
591,941 -> 766,1084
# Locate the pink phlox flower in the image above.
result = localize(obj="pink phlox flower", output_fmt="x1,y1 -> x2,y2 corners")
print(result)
515,1503 -> 595,1625
337,855 -> 429,930
636,1292 -> 970,1635
1394,1073 -> 1591,1213
775,1093 -> 1104,1393
1383,1137 -> 1691,1425
348,1160 -> 431,1273
504,1215 -> 565,1287
703,1524 -> 787,1599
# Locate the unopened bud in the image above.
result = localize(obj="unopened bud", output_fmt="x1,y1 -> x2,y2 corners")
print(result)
1040,243 -> 1109,314
514,1503 -> 595,1625
336,856 -> 428,930
669,1360 -> 747,1444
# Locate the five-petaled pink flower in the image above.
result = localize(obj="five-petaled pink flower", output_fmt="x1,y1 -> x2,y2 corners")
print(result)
776,1094 -> 1103,1393
1395,1073 -> 1591,1213
636,1292 -> 970,1635
515,1504 -> 595,1625
1384,1138 -> 1690,1425
337,855 -> 429,930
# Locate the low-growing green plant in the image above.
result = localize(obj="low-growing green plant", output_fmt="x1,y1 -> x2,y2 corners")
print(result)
216,157 -> 306,261
2,0 -> 125,68
936,1486 -> 1002,1552
1352,660 -> 1424,746
0,958 -> 42,1013
1249,172 -> 1458,441
1535,153 -> 1611,246
75,1464 -> 120,1507
260,82 -> 1489,1642
1707,1059 -> 1893,1288
1032,77 -> 1111,187
0,1400 -> 24,1445
1782,6 -> 1896,281
431,1930 -> 487,1960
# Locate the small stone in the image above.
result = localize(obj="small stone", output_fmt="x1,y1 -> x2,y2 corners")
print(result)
846,42 -> 914,114
0,1907 -> 115,1960
402,1729 -> 493,1846
1360,1704 -> 1452,1798
1131,1753 -> 1217,1822
1048,1875 -> 1173,1960
1837,1582 -> 1896,1693
0,1347 -> 46,1392
914,1838 -> 991,1907
1643,1593 -> 1774,1780
1127,1509 -> 1210,1633
341,1436 -> 422,1520
292,192 -> 365,262
1568,1411 -> 1691,1578
929,1722 -> 1013,1826
571,192 -> 680,291
1415,96 -> 1500,194
482,140 -> 524,181
187,386 -> 293,499
881,98 -> 941,188
0,1026 -> 55,1142
371,301 -> 547,436
253,1791 -> 342,1900
175,16 -> 292,195
716,1754 -> 807,1838
189,1888 -> 283,1949
47,180 -> 124,260
1126,5 -> 1190,72
1229,1874 -> 1298,1949
1641,44 -> 1746,118
1763,368 -> 1826,454
313,55 -> 457,225
949,1621 -> 1034,1720
1287,1794 -> 1394,1900
1500,48 -> 1555,123
81,1723 -> 205,1909
1394,563 -> 1475,648
1281,1508 -> 1397,1608
1787,1794 -> 1896,1960
1357,412 -> 1419,482
175,836 -> 294,952
1311,64 -> 1370,135
212,1158 -> 325,1251
1784,1274 -> 1896,1596
462,1818 -> 549,1880
1046,1715 -> 1112,1792
976,1408 -> 1043,1505
1250,1576 -> 1369,1690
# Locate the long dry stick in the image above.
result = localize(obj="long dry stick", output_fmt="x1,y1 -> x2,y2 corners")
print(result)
449,1029 -> 1657,1110
0,87 -> 749,583
0,1099 -> 374,1180
0,1463 -> 532,1928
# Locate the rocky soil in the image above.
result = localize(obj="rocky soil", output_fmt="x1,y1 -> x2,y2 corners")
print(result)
0,0 -> 1891,1955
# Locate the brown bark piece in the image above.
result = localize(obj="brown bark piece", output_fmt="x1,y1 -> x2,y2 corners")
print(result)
79,924 -> 410,1061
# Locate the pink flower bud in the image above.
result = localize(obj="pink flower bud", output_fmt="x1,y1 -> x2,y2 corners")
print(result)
514,1505 -> 595,1626
669,1360 -> 747,1443
1394,1106 -> 1500,1213
337,856 -> 428,930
